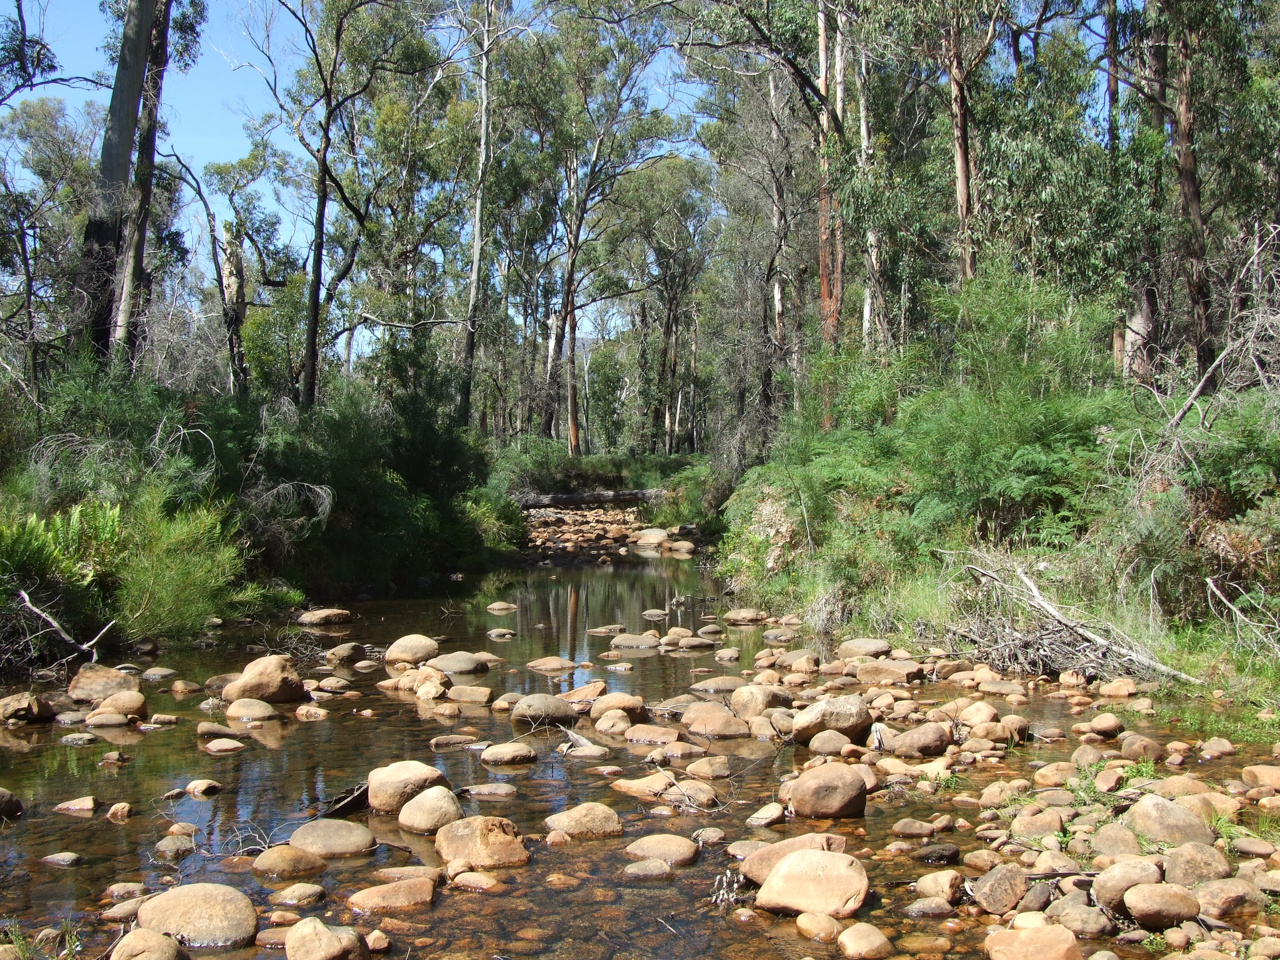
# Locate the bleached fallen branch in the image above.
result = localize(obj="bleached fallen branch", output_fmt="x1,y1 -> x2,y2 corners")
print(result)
17,590 -> 113,660
962,566 -> 1203,686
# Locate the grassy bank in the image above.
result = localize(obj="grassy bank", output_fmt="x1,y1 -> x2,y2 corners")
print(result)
712,265 -> 1280,703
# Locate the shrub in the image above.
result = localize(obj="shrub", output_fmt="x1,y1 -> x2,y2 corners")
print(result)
113,485 -> 245,640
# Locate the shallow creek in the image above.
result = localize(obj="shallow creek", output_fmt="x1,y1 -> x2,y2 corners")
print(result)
1,559 -> 1278,960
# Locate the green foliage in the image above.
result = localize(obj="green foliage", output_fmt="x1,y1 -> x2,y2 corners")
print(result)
488,437 -> 698,496
718,265 -> 1133,626
113,484 -> 244,641
0,360 -> 505,669
648,463 -> 730,536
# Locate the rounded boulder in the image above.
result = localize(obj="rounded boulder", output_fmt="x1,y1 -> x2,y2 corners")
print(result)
787,763 -> 868,818
754,849 -> 869,918
368,761 -> 449,814
220,655 -> 305,704
397,786 -> 463,835
289,819 -> 376,858
511,694 -> 578,728
136,883 -> 258,948
384,635 -> 438,668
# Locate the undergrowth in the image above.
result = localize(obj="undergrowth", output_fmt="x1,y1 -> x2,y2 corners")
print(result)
715,262 -> 1280,696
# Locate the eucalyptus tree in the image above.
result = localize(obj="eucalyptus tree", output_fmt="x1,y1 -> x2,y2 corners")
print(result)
108,0 -> 207,362
591,155 -> 715,453
0,99 -> 99,385
240,0 -> 463,407
519,0 -> 675,454
79,0 -> 155,359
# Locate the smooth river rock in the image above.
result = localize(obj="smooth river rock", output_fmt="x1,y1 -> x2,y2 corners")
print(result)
289,819 -> 376,858
368,761 -> 450,813
284,918 -> 369,960
136,883 -> 258,948
754,850 -> 869,918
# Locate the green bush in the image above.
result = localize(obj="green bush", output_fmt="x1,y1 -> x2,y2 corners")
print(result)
113,485 -> 245,640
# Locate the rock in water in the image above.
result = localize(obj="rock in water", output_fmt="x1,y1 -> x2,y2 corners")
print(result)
221,656 -> 305,704
367,761 -> 449,813
787,763 -> 868,818
984,926 -> 1082,960
253,845 -> 327,879
0,788 -> 22,820
838,923 -> 894,959
347,878 -> 438,913
754,850 -> 869,918
136,883 -> 258,948
288,819 -> 376,858
384,635 -> 439,668
740,833 -> 847,885
284,918 -> 369,960
69,663 -> 139,702
972,864 -> 1029,915
543,802 -> 624,838
297,609 -> 351,626
110,929 -> 190,960
434,816 -> 529,868
790,696 -> 872,746
511,694 -> 578,728
397,786 -> 463,835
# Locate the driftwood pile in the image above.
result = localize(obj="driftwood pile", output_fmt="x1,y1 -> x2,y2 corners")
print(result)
946,564 -> 1202,686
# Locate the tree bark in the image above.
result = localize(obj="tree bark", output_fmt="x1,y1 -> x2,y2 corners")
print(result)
1129,19 -> 1168,381
1175,26 -> 1213,384
817,4 -> 838,345
221,225 -> 250,396
301,127 -> 331,409
948,32 -> 976,281
81,0 -> 157,359
942,7 -> 981,282
566,287 -> 581,456
459,0 -> 493,427
854,44 -> 889,351
110,0 -> 172,363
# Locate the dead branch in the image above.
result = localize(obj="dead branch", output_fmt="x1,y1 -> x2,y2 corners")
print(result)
16,589 -> 112,660
958,566 -> 1203,686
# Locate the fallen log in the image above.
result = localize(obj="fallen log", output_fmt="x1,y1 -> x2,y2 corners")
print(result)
515,488 -> 664,508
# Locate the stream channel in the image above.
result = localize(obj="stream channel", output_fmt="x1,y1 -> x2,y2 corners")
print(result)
1,558 -> 1277,960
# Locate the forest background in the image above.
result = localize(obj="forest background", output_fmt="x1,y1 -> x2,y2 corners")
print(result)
0,0 -> 1278,697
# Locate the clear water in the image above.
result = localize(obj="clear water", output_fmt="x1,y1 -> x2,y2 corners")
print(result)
0,560 -> 1271,958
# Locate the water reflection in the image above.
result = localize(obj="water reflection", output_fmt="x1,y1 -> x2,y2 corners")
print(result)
4,558 -> 1263,960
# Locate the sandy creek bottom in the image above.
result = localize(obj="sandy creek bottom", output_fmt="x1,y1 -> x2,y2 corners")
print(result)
1,560 -> 1276,960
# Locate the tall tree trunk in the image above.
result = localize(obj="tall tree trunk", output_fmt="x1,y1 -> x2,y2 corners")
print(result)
222,226 -> 250,397
1128,21 -> 1167,381
1175,27 -> 1213,384
1106,0 -> 1120,159
81,0 -> 157,359
947,16 -> 976,280
817,5 -> 837,345
831,10 -> 845,334
768,70 -> 787,362
566,287 -> 581,456
301,124 -> 332,408
635,299 -> 654,454
543,279 -> 567,439
459,0 -> 493,427
110,0 -> 172,363
854,44 -> 889,351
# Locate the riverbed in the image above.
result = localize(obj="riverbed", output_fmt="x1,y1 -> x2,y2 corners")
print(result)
2,558 -> 1279,960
